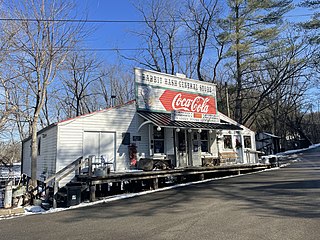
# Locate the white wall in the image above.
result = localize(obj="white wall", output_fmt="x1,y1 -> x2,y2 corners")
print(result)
56,102 -> 148,186
38,126 -> 58,179
21,125 -> 58,181
209,131 -> 218,158
216,129 -> 257,164
135,115 -> 150,159
22,102 -> 151,187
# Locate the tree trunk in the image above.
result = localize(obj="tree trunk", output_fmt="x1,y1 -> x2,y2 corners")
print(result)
30,114 -> 39,188
234,2 -> 242,124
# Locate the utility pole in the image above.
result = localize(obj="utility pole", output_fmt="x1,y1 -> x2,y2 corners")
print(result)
225,82 -> 230,118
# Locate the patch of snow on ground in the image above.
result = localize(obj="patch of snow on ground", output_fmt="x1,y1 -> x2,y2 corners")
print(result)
277,143 -> 320,155
25,205 -> 46,213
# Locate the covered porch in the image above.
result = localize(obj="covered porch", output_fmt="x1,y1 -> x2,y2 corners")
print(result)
137,111 -> 244,169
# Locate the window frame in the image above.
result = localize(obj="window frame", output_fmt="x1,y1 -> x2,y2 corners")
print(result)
153,126 -> 165,154
200,130 -> 209,152
244,135 -> 252,149
223,135 -> 233,149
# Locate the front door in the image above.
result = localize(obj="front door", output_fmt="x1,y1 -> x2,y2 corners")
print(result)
176,130 -> 188,167
190,131 -> 202,166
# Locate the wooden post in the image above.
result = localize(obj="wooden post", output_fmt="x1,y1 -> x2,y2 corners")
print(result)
88,156 -> 93,177
75,157 -> 82,176
152,178 -> 159,190
53,179 -> 58,209
199,173 -> 205,181
90,184 -> 96,202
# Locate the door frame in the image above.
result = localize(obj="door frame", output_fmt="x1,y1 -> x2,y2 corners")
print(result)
175,129 -> 189,167
83,131 -> 117,170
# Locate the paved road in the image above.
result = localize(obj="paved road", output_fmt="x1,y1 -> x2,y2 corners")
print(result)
1,149 -> 320,240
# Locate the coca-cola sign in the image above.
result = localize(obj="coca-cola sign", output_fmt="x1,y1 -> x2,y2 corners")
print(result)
160,90 -> 216,114
134,68 -> 219,123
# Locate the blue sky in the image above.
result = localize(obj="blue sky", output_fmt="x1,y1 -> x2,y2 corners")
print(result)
74,0 -> 312,64
76,0 -> 142,63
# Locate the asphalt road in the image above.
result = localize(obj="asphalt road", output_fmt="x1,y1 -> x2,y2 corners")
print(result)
1,149 -> 320,240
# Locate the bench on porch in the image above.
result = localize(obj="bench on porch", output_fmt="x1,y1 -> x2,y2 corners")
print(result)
219,151 -> 238,165
202,156 -> 220,167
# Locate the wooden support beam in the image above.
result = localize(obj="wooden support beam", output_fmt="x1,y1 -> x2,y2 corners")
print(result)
88,156 -> 93,177
90,184 -> 96,202
151,178 -> 159,190
199,173 -> 205,181
53,180 -> 58,209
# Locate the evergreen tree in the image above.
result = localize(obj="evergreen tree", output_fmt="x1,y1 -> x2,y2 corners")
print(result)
299,0 -> 320,44
220,0 -> 293,124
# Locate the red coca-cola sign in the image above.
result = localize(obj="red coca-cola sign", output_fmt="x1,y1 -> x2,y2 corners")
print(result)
159,90 -> 216,114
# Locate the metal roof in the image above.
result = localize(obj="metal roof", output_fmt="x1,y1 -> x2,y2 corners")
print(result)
137,111 -> 242,130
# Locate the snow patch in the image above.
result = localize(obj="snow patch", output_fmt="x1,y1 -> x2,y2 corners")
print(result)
277,143 -> 320,155
24,205 -> 46,214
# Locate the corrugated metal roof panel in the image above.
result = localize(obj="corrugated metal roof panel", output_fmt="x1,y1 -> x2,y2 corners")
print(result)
137,111 -> 242,130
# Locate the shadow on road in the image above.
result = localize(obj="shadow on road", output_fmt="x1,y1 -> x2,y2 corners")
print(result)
53,150 -> 320,223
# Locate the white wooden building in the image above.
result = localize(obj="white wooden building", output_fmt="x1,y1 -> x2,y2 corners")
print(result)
21,69 -> 259,186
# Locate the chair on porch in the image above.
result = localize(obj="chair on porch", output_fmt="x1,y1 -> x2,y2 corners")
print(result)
101,155 -> 115,172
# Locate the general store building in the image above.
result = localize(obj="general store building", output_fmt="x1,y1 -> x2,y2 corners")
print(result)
21,68 -> 258,186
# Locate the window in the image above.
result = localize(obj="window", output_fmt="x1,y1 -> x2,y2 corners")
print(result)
122,132 -> 130,145
244,136 -> 252,148
153,126 -> 164,153
200,130 -> 209,152
223,135 -> 233,149
37,137 -> 41,155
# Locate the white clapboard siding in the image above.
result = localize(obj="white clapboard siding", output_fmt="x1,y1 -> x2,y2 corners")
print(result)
56,101 -> 147,186
21,124 -> 58,181
37,126 -> 58,179
21,101 -> 152,187
217,111 -> 257,164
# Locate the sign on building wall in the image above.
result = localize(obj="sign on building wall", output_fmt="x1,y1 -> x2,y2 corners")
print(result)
135,68 -> 219,123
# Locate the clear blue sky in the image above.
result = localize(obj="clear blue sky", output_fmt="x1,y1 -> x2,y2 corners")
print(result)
74,0 -> 312,63
76,0 -> 142,63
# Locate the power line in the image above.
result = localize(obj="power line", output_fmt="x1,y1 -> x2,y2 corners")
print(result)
0,18 -> 180,23
2,40 -> 302,53
66,47 -> 147,51
0,13 -> 315,24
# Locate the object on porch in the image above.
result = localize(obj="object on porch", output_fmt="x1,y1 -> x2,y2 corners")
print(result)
128,144 -> 138,168
137,158 -> 172,171
202,156 -> 220,167
219,151 -> 238,165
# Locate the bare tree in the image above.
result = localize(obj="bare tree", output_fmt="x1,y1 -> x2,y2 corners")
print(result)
5,0 -> 83,186
182,0 -> 219,81
0,141 -> 21,165
59,52 -> 102,117
242,33 -> 315,148
95,64 -> 135,107
131,0 -> 192,75
0,6 -> 20,134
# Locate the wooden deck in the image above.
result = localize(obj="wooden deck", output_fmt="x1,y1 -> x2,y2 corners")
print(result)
75,164 -> 271,202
